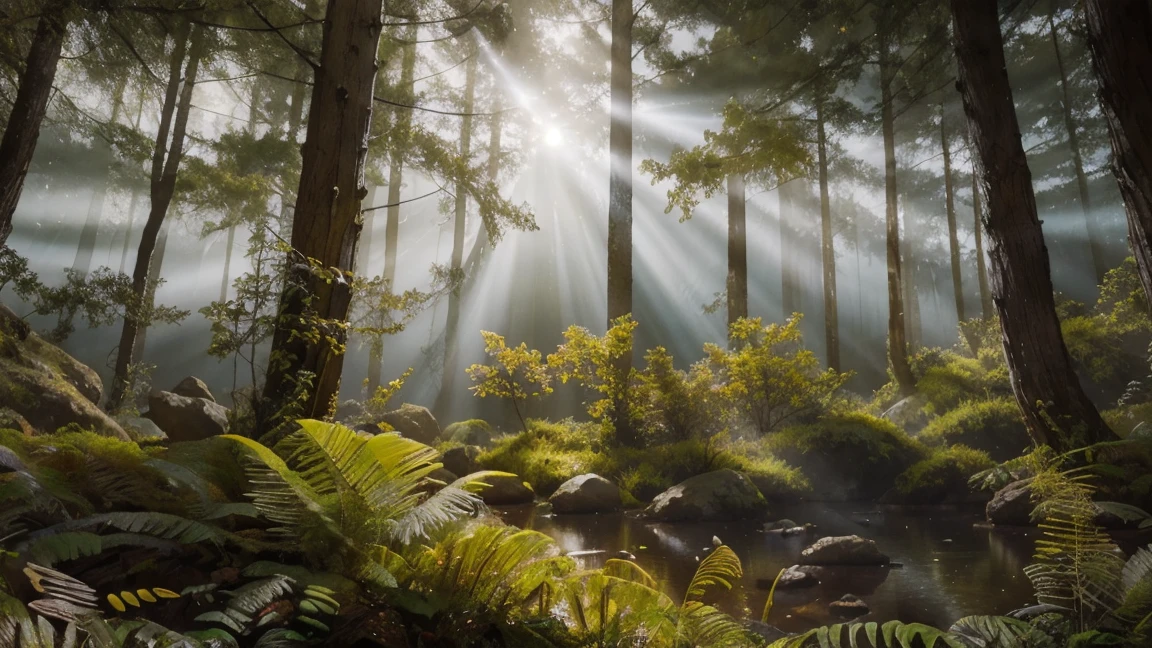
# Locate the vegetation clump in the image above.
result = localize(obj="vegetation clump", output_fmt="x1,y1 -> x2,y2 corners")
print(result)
919,397 -> 1034,462
892,445 -> 995,505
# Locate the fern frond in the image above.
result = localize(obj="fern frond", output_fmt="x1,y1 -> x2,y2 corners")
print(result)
1123,545 -> 1152,593
385,473 -> 499,544
223,434 -> 334,541
678,601 -> 750,646
683,545 -> 742,605
602,559 -> 657,589
949,615 -> 1048,647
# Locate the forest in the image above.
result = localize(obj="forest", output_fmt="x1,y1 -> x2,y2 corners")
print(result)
1,0 -> 1152,646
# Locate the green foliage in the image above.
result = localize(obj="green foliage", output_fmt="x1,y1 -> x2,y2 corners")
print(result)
768,414 -> 925,501
634,346 -> 725,443
478,419 -> 607,496
1096,258 -> 1151,333
442,419 -> 493,446
351,367 -> 411,431
707,316 -> 850,436
914,350 -> 1012,415
548,315 -> 640,438
467,330 -> 553,432
919,397 -> 1034,462
766,620 -> 965,648
894,445 -> 994,504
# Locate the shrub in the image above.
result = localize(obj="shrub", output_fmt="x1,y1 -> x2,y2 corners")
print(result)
768,413 -> 925,501
548,316 -> 641,445
633,346 -> 724,443
916,351 -> 1011,415
467,331 -> 553,432
1102,402 -> 1152,438
477,419 -> 608,496
893,445 -> 995,504
443,419 -> 494,446
920,397 -> 1033,462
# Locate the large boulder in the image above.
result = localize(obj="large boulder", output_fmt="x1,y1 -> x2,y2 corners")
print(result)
480,474 -> 536,505
441,445 -> 481,478
172,376 -> 215,402
881,394 -> 931,435
0,308 -> 128,440
799,536 -> 890,566
443,419 -> 493,447
115,415 -> 168,443
381,404 -> 441,445
642,469 -> 768,522
144,391 -> 229,443
549,474 -> 622,514
986,479 -> 1035,526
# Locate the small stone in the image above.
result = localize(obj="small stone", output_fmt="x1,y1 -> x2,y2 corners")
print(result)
829,594 -> 870,619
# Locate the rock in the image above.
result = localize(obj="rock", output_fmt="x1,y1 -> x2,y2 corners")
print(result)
829,594 -> 870,619
780,523 -> 816,537
759,565 -> 819,590
769,519 -> 798,530
535,501 -> 553,515
986,480 -> 1035,526
479,474 -> 535,505
882,394 -> 931,435
381,403 -> 441,445
354,423 -> 381,437
144,391 -> 229,443
441,445 -> 482,478
335,399 -> 364,423
0,408 -> 35,436
799,535 -> 890,566
172,376 -> 215,402
615,550 -> 635,560
0,323 -> 128,440
115,416 -> 167,443
550,474 -> 622,514
443,419 -> 494,447
642,469 -> 768,523
419,468 -> 458,495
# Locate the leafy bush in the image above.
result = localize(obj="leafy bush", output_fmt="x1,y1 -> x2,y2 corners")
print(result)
478,419 -> 609,496
893,445 -> 995,504
768,413 -> 925,501
442,418 -> 493,446
919,397 -> 1033,462
915,351 -> 1011,415
467,331 -> 553,432
633,346 -> 725,443
548,316 -> 640,444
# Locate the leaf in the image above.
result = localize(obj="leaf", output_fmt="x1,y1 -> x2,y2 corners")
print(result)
683,545 -> 742,605
602,559 -> 658,589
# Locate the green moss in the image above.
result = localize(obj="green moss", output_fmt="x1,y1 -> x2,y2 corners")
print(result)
894,445 -> 995,504
478,419 -> 609,496
1102,402 -> 1152,438
768,413 -> 925,501
919,398 -> 1032,462
443,419 -> 494,446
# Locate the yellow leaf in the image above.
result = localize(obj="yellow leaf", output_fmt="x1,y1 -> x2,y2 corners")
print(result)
137,589 -> 157,603
152,588 -> 181,599
121,591 -> 141,607
107,593 -> 126,613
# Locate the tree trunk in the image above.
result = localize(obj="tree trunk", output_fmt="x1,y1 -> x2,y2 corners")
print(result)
220,84 -> 262,302
0,11 -> 67,248
964,131 -> 994,320
435,48 -> 478,420
951,0 -> 1116,451
726,173 -> 747,330
73,77 -> 128,277
1049,5 -> 1108,284
816,99 -> 839,371
880,29 -> 916,395
118,92 -> 147,275
261,0 -> 384,423
367,26 -> 418,395
109,24 -> 204,410
779,179 -> 799,316
608,0 -> 637,446
1084,0 -> 1152,314
942,107 -> 965,324
133,220 -> 169,358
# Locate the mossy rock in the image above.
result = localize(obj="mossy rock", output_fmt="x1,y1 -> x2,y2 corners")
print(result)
768,413 -> 925,501
919,398 -> 1032,462
443,419 -> 493,447
642,469 -> 768,522
890,445 -> 995,505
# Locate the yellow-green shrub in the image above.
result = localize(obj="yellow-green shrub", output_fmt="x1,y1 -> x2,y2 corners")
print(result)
919,398 -> 1033,462
893,445 -> 995,504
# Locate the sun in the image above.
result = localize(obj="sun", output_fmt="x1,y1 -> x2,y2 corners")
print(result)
543,127 -> 565,147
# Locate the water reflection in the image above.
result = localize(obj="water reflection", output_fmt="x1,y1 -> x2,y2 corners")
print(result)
495,503 -> 1037,633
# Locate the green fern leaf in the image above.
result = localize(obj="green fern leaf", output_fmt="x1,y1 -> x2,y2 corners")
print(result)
683,545 -> 742,605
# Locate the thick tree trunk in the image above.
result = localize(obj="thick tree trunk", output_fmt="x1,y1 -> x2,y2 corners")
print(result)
942,108 -> 965,324
435,49 -> 478,419
261,0 -> 384,423
1084,0 -> 1152,313
607,0 -> 637,446
367,26 -> 418,395
816,100 -> 839,371
1049,6 -> 1108,284
951,0 -> 1116,451
726,173 -> 747,330
880,31 -> 916,395
109,24 -> 204,410
0,11 -> 67,247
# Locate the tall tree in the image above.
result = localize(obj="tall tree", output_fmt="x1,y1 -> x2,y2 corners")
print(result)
950,0 -> 1117,451
72,76 -> 128,277
815,94 -> 838,370
0,6 -> 68,247
109,22 -> 206,409
261,0 -> 385,422
726,173 -> 747,327
607,0 -> 634,330
1083,0 -> 1152,312
940,102 -> 964,323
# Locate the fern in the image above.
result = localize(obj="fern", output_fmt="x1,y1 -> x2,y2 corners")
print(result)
949,615 -> 1053,647
768,620 -> 966,648
683,545 -> 741,605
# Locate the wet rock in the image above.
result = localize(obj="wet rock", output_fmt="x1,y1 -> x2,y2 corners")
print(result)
882,394 -> 931,435
829,594 -> 870,619
764,519 -> 798,531
442,445 -> 482,478
757,565 -> 819,590
0,320 -> 128,440
642,469 -> 768,522
799,535 -> 890,566
381,403 -> 441,445
419,468 -> 458,495
115,415 -> 167,443
144,391 -> 229,443
986,479 -> 1034,526
479,474 -> 535,505
353,423 -> 380,437
172,376 -> 215,402
615,550 -> 636,560
550,474 -> 622,514
0,408 -> 35,436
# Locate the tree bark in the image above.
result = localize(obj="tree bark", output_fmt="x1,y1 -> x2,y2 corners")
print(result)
964,130 -> 994,320
880,27 -> 916,395
435,47 -> 478,419
109,24 -> 204,410
1049,5 -> 1108,284
779,179 -> 799,316
73,77 -> 128,277
942,106 -> 965,324
726,173 -> 747,330
951,0 -> 1116,451
261,0 -> 384,423
1084,0 -> 1152,314
0,10 -> 67,248
816,99 -> 839,371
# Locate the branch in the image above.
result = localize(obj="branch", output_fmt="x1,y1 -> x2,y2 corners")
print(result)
246,0 -> 318,71
361,188 -> 444,213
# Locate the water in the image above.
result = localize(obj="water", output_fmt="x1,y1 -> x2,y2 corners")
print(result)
495,503 -> 1039,633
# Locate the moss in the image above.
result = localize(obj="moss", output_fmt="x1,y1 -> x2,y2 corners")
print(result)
919,398 -> 1033,462
893,445 -> 995,504
443,419 -> 494,446
478,419 -> 609,496
768,413 -> 925,501
1102,402 -> 1152,438
1062,315 -> 1150,403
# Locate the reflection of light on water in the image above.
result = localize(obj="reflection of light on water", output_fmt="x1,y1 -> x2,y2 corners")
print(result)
648,524 -> 693,556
